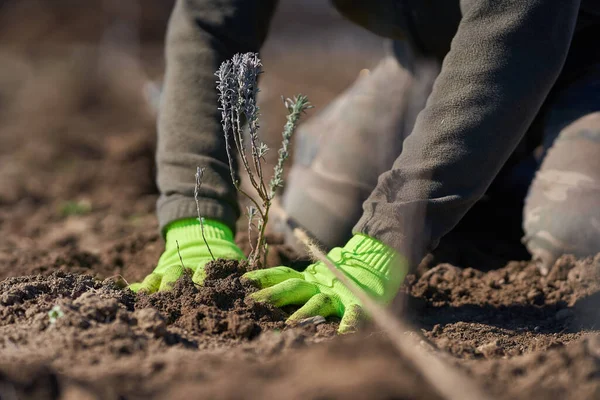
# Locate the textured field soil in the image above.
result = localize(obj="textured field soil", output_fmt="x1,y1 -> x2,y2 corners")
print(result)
2,2 -> 600,400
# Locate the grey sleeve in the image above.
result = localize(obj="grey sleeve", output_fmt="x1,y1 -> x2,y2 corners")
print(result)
354,0 -> 581,265
156,0 -> 278,234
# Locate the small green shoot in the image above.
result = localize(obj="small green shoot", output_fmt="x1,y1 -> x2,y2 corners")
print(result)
58,200 -> 92,217
48,305 -> 64,324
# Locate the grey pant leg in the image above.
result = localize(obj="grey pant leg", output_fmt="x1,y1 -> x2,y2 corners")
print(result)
156,0 -> 278,234
281,41 -> 439,251
523,66 -> 600,271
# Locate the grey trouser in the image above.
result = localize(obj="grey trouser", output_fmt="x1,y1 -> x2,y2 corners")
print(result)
283,41 -> 600,270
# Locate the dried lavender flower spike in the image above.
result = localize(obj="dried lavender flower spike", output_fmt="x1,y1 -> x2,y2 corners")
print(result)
269,95 -> 313,199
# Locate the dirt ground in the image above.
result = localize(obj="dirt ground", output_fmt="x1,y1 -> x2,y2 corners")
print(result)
1,2 -> 600,399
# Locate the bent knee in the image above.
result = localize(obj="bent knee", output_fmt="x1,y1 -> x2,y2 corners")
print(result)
524,113 -> 600,268
523,204 -> 600,270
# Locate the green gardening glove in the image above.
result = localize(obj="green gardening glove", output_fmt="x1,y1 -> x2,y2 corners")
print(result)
242,234 -> 408,333
129,218 -> 245,293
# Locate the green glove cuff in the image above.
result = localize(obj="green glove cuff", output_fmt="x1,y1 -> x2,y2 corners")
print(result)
319,233 -> 408,304
342,233 -> 400,278
164,218 -> 235,249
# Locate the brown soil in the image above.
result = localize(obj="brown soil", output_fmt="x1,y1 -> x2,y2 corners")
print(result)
2,2 -> 600,400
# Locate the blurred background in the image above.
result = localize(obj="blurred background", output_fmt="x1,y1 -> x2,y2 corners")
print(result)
0,0 -> 385,279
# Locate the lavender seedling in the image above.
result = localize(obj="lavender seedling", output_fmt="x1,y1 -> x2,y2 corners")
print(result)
195,166 -> 215,261
215,53 -> 311,266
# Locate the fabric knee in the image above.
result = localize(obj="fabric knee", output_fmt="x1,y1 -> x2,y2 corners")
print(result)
523,113 -> 600,269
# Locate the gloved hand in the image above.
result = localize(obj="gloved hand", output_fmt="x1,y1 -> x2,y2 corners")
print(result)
129,218 -> 245,293
242,233 -> 408,333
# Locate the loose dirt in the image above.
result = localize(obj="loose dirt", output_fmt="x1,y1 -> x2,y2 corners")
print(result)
3,253 -> 600,400
1,2 -> 600,400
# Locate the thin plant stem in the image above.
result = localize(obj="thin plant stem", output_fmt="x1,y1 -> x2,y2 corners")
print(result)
104,274 -> 130,286
233,107 -> 261,195
257,212 -> 268,266
194,167 -> 215,261
175,240 -> 186,269
247,206 -> 257,257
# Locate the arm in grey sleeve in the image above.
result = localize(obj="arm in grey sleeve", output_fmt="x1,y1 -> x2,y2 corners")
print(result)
156,0 -> 278,234
354,0 -> 581,264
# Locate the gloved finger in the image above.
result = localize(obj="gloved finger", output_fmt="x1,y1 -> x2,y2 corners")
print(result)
155,261 -> 185,291
134,272 -> 163,294
242,266 -> 304,289
192,266 -> 207,286
286,293 -> 340,323
250,278 -> 318,307
128,282 -> 142,293
338,304 -> 366,334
